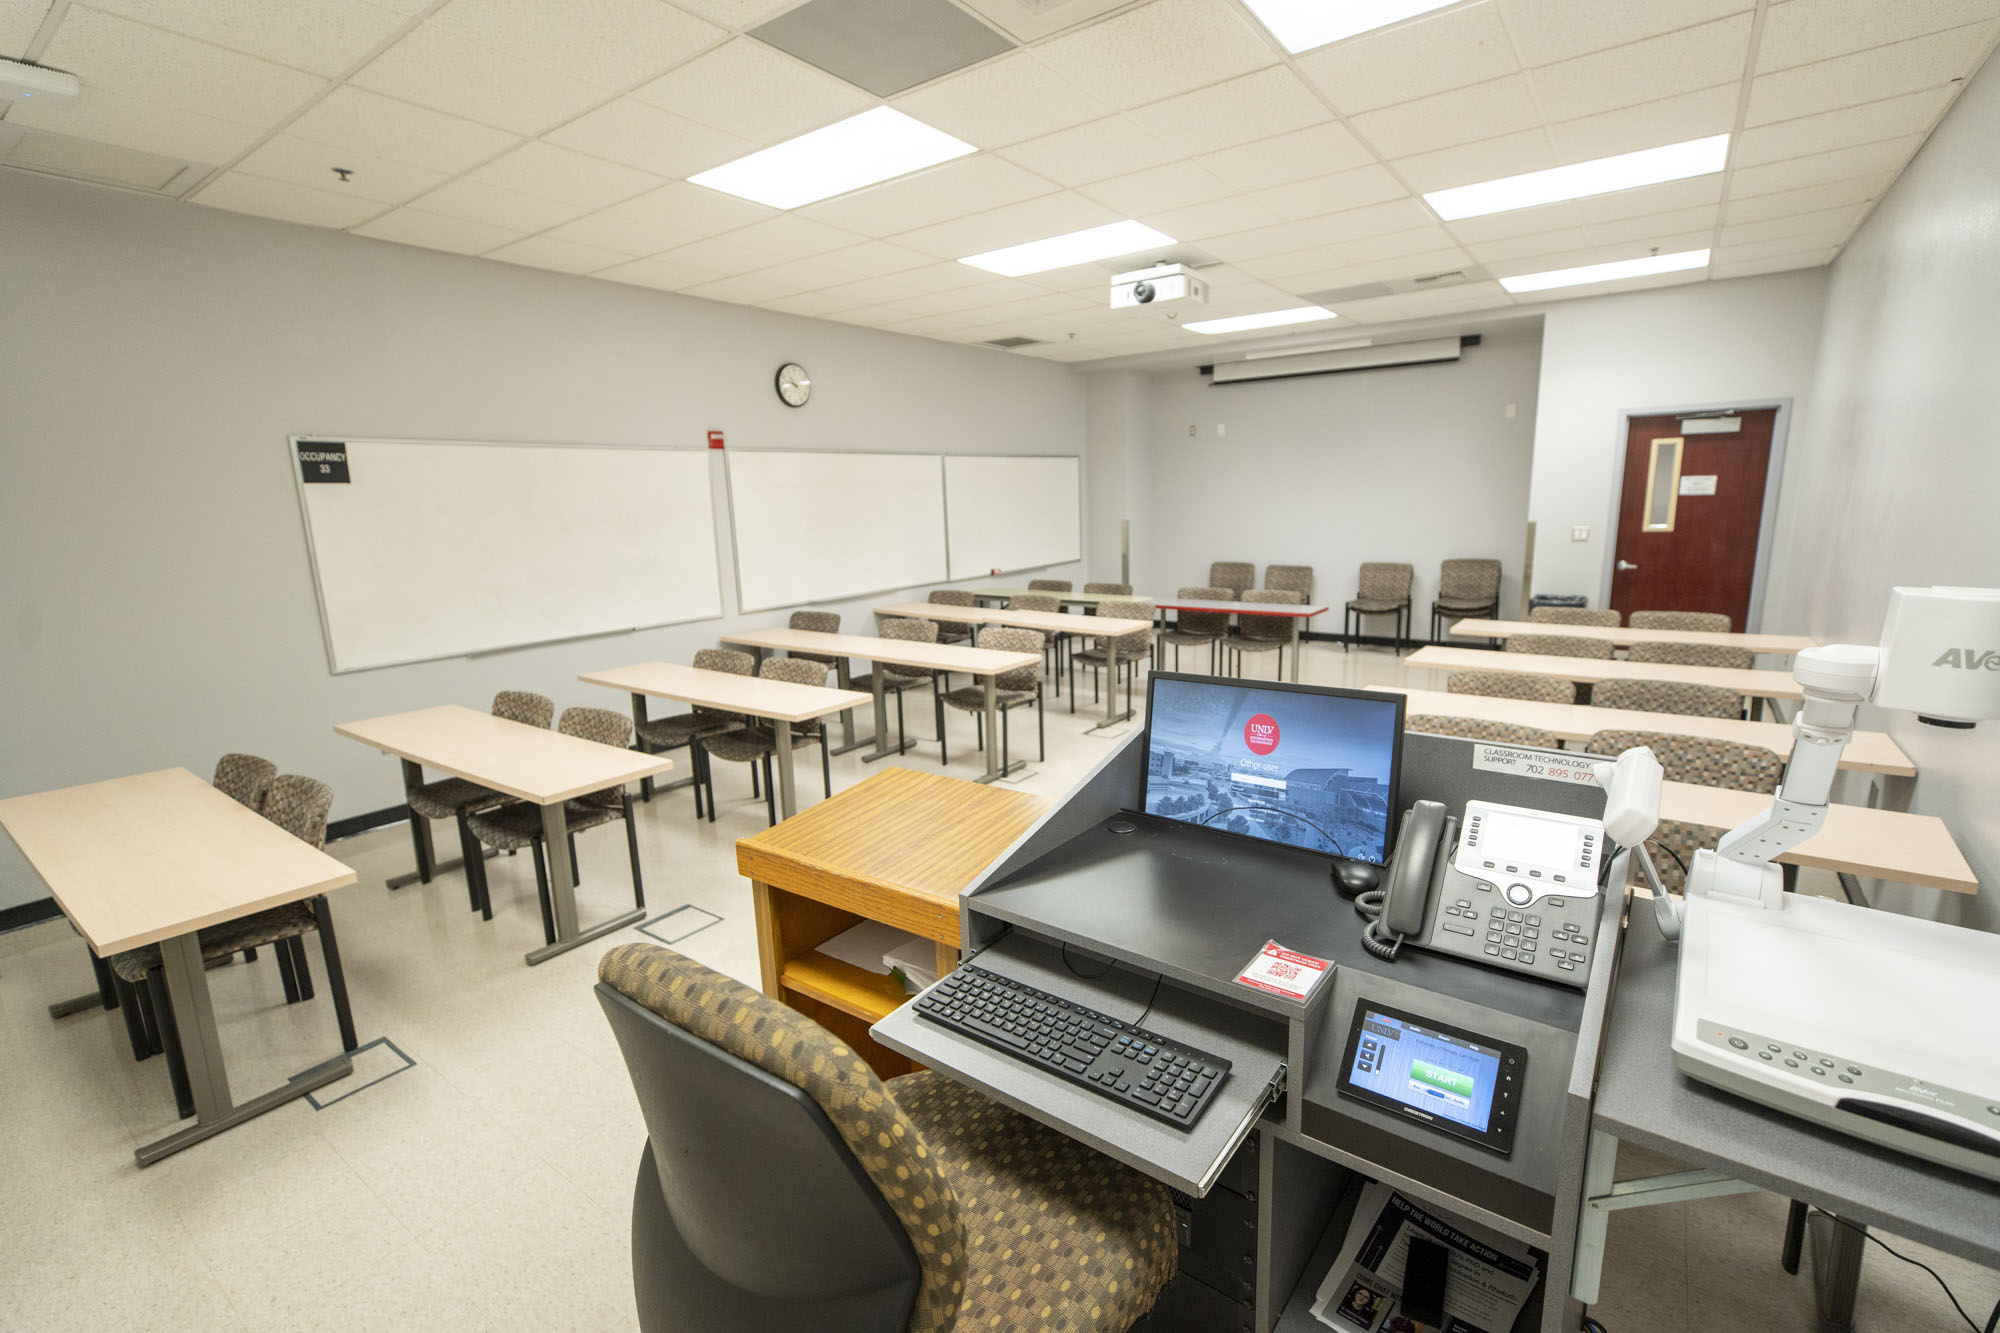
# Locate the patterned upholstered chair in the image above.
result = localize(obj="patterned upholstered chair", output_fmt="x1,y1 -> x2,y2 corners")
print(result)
406,691 -> 555,908
1584,730 -> 1784,794
1431,558 -> 1502,641
786,610 -> 844,666
925,590 -> 976,646
1629,640 -> 1755,670
636,650 -> 753,815
699,658 -> 837,826
1070,598 -> 1153,714
939,627 -> 1044,771
1006,592 -> 1068,684
1264,564 -> 1314,602
1209,561 -> 1254,597
1007,594 -> 1060,613
1163,585 -> 1231,673
1529,607 -> 1621,627
212,753 -> 277,810
466,708 -> 644,943
1631,610 -> 1731,632
1344,563 -> 1413,654
1504,633 -> 1616,659
1228,589 -> 1303,679
596,943 -> 1177,1333
1447,669 -> 1576,704
1027,578 -> 1073,594
1591,679 -> 1743,719
852,618 -> 942,759
1083,581 -> 1132,595
112,775 -> 356,1120
1407,715 -> 1564,750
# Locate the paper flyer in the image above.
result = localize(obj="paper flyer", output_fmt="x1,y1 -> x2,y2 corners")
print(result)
1309,1183 -> 1539,1333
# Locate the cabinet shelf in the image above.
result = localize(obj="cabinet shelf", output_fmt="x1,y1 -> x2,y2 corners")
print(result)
781,951 -> 911,1024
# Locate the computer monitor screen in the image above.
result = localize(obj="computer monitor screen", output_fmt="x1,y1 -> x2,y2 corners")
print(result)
1141,674 -> 1404,865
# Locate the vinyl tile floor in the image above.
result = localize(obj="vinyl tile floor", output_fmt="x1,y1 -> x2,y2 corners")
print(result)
1,642 -> 1990,1331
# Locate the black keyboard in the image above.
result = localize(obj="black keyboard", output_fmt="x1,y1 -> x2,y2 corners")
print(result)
915,964 -> 1231,1130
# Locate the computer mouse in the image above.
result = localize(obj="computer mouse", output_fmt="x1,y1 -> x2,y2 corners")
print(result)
1107,819 -> 1137,835
1332,860 -> 1379,897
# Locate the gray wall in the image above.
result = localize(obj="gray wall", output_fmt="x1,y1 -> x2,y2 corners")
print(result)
1761,52 -> 2000,931
0,170 -> 1086,910
1128,331 -> 1541,620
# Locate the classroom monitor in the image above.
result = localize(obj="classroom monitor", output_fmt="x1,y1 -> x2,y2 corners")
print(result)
1141,674 -> 1404,865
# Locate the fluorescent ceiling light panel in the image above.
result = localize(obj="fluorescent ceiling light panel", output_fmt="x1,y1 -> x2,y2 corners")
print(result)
1500,249 -> 1710,294
688,107 -> 974,210
960,220 -> 1174,276
1242,0 -> 1461,53
1425,135 -> 1730,221
1185,306 -> 1337,335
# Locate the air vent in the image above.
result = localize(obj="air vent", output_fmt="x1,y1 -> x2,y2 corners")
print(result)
1,126 -> 202,195
985,336 -> 1044,349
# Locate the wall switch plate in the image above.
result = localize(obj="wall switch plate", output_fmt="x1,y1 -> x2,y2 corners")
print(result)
1571,525 -> 1590,542
1188,424 -> 1196,437
1216,423 -> 1226,437
1505,403 -> 1517,418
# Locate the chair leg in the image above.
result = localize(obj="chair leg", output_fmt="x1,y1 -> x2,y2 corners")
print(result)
691,742 -> 706,820
821,733 -> 832,799
115,974 -> 152,1060
762,754 -> 777,827
750,760 -> 760,799
274,935 -> 300,1003
1001,706 -> 1010,774
312,898 -> 359,1054
455,810 -> 480,912
1037,689 -> 1046,761
976,710 -> 983,751
131,976 -> 164,1055
937,692 -> 948,765
531,839 -> 556,947
621,792 -> 645,909
1068,655 -> 1077,713
289,934 -> 315,1002
895,690 -> 909,755
146,969 -> 195,1120
568,832 -> 580,888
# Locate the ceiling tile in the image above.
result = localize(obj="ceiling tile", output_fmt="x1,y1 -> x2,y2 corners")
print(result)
1529,15 -> 1754,124
1544,83 -> 1741,161
663,0 -> 805,26
79,0 -> 417,77
1460,225 -> 1593,263
1,0 -> 50,57
997,115 -> 1183,187
41,5 -> 325,124
887,190 -> 1122,259
716,213 -> 864,264
1031,0 -> 1278,110
1756,0 -> 2000,74
1571,174 -> 1724,222
545,98 -> 756,178
409,177 -> 589,232
748,0 -> 1011,98
5,84 -> 262,163
352,206 -> 528,255
1141,194 -> 1286,240
1077,161 -> 1234,215
286,87 -> 522,175
1718,203 -> 1867,247
1325,280 -> 1513,323
1709,233 -> 1848,265
1723,176 -> 1886,222
1197,122 -> 1376,191
466,142 -> 661,209
1511,263 -> 1706,301
1732,87 -> 1952,166
1709,245 -> 1837,279
1203,198 -> 1437,262
630,36 -> 874,143
888,260 -> 1000,292
1583,203 -> 1720,246
594,252 -> 729,291
1746,26 -> 1996,124
1385,127 -> 1554,193
802,153 -> 1057,234
1127,66 -> 1330,156
891,51 -> 1112,149
1727,136 -> 1919,195
487,233 -> 635,274
746,240 -> 932,289
1496,0 -> 1752,67
1298,1 -> 1520,115
679,273 -> 805,305
234,134 -> 446,205
535,210 -> 693,257
349,22 -> 613,135
1348,75 -> 1543,159
759,291 -> 865,318
1251,164 -> 1408,221
429,0 -> 725,87
598,180 -> 777,238
191,170 -> 386,229
815,274 -> 936,306
3,129 -> 194,191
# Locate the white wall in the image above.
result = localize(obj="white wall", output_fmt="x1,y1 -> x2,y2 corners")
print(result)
1132,331 -> 1541,621
1760,53 -> 2000,931
0,170 -> 1087,910
1084,372 -> 1153,587
1525,270 -> 1828,617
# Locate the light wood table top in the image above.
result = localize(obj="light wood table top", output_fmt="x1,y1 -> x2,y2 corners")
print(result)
0,768 -> 357,955
721,626 -> 1040,677
1450,619 -> 1815,654
1156,596 -> 1329,617
977,587 -> 1148,606
738,765 -> 1049,944
1660,781 -> 1975,894
580,661 -> 870,723
873,601 -> 1153,637
1371,686 -> 1917,777
335,704 -> 670,805
1407,645 -> 1804,700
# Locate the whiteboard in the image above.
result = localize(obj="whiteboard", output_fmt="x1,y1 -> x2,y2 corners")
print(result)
944,454 -> 1081,578
293,438 -> 722,673
726,451 -> 947,612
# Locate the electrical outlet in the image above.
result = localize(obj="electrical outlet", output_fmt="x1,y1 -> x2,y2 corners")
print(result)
1505,403 -> 1517,419
1216,423 -> 1226,437
1571,525 -> 1590,542
1188,424 -> 1196,437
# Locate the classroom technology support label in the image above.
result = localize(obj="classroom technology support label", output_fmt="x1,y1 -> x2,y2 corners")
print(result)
1471,744 -> 1601,786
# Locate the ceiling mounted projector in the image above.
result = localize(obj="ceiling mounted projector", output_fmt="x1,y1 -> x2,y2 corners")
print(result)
0,57 -> 80,107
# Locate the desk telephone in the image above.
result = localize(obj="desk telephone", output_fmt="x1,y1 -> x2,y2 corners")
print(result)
1358,799 -> 1610,988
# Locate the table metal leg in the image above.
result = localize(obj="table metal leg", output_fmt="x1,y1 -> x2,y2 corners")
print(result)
134,930 -> 351,1166
974,674 -> 1011,784
524,798 -> 644,965
630,693 -> 694,803
1289,616 -> 1303,681
390,758 -> 437,888
1087,651 -> 1135,735
1806,1210 -> 1866,1330
829,659 -> 874,756
861,663 -> 898,764
774,730 -> 799,818
1572,1130 -> 1762,1305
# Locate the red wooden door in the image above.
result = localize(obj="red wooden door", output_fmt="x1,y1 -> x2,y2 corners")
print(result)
1609,410 -> 1775,629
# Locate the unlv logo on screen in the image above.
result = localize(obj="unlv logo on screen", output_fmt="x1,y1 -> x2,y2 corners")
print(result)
1244,713 -> 1280,755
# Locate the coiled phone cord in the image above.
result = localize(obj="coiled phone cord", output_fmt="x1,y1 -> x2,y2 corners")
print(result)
1353,890 -> 1404,960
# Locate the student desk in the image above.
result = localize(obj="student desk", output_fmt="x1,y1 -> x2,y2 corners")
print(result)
719,627 -> 1041,783
736,766 -> 1047,1078
0,768 -> 358,1165
1151,595 -> 1329,682
1658,780 -> 1975,896
578,661 -> 868,820
973,586 -> 1144,609
1407,645 -> 1802,718
1448,619 -> 1816,655
872,600 -> 1154,712
335,705 -> 670,964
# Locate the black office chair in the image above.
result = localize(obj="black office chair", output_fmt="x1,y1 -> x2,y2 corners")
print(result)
596,943 -> 1177,1333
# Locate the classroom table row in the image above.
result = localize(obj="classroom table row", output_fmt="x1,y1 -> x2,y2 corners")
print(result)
1448,618 -> 1815,655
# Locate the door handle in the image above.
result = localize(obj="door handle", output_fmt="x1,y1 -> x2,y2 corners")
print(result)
1616,560 -> 1639,572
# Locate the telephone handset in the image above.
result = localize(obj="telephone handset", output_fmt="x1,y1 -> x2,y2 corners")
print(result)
1358,798 -> 1608,989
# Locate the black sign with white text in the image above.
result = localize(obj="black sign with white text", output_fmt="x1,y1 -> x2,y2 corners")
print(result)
298,440 -> 350,483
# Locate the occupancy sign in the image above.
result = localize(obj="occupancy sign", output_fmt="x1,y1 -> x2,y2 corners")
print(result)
297,439 -> 350,483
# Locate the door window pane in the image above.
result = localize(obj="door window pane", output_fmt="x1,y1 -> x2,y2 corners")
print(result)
1642,437 -> 1683,532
